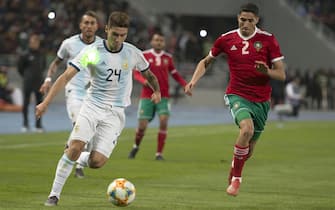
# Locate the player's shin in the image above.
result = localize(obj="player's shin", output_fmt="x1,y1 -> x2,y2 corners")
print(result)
232,144 -> 249,180
48,154 -> 75,198
157,130 -> 167,154
134,128 -> 145,147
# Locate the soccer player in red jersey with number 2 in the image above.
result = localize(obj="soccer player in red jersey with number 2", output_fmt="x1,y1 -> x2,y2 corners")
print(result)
128,31 -> 187,160
185,3 -> 286,196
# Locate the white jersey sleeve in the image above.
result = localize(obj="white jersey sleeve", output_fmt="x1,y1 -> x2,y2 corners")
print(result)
56,39 -> 70,61
134,48 -> 150,72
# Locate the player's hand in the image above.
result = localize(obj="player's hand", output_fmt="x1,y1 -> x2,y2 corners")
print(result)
39,81 -> 52,95
36,102 -> 48,119
151,91 -> 161,104
184,82 -> 194,96
255,61 -> 269,74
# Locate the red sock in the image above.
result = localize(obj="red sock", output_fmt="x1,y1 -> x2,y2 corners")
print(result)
228,160 -> 234,184
135,129 -> 144,147
157,130 -> 167,154
232,144 -> 249,178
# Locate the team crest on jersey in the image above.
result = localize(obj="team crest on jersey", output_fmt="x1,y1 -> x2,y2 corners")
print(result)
122,61 -> 129,70
148,58 -> 154,63
163,58 -> 169,65
74,124 -> 80,133
254,41 -> 262,52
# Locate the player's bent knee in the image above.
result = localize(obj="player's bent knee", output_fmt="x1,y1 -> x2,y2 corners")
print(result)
88,159 -> 107,169
88,151 -> 108,168
66,148 -> 81,161
88,161 -> 103,168
66,142 -> 85,160
240,127 -> 254,139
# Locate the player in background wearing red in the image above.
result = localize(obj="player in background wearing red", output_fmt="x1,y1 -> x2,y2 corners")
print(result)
128,31 -> 187,160
185,3 -> 286,196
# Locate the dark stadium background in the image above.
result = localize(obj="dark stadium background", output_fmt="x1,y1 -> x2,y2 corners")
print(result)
1,0 -> 335,134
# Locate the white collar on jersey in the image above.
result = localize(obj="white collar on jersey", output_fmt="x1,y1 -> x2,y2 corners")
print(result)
79,33 -> 97,45
149,48 -> 165,57
237,27 -> 258,41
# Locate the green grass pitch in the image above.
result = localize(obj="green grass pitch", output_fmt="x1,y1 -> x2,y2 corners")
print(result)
0,121 -> 334,210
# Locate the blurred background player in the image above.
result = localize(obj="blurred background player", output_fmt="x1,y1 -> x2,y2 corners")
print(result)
274,76 -> 304,119
17,33 -> 46,132
0,60 -> 22,112
128,31 -> 187,160
36,11 -> 160,206
39,11 -> 102,178
185,3 -> 286,196
285,76 -> 303,117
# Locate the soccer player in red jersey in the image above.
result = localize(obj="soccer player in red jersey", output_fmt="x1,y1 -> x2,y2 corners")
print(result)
185,3 -> 286,196
128,31 -> 187,160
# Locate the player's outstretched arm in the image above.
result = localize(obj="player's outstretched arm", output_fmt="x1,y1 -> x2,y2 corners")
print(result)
39,58 -> 62,94
185,55 -> 214,96
36,66 -> 77,118
141,70 -> 161,104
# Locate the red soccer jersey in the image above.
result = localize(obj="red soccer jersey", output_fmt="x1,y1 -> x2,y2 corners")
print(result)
210,28 -> 284,102
134,49 -> 187,98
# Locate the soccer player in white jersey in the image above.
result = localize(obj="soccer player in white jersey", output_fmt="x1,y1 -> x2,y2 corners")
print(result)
39,11 -> 102,178
36,11 -> 161,206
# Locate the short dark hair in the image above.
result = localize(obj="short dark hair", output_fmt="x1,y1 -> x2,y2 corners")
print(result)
81,10 -> 99,22
107,11 -> 130,28
239,3 -> 259,16
150,27 -> 164,39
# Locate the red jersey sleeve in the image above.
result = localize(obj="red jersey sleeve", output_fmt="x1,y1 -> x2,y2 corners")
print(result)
133,70 -> 147,85
269,35 -> 284,62
210,36 -> 225,57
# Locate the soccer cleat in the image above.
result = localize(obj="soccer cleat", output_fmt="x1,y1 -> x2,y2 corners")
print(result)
44,196 -> 58,206
74,167 -> 85,178
21,126 -> 29,133
155,155 -> 165,161
128,147 -> 139,159
226,179 -> 241,196
34,127 -> 45,133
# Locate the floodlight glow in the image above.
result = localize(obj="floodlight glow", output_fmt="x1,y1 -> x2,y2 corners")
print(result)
199,29 -> 207,38
81,48 -> 100,66
48,11 -> 56,20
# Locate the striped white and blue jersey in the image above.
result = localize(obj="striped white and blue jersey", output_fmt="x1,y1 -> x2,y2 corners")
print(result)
57,34 -> 103,99
70,40 -> 149,108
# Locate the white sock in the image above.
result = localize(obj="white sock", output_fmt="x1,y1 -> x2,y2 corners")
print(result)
76,164 -> 84,169
49,154 -> 75,199
232,176 -> 242,183
76,151 -> 90,168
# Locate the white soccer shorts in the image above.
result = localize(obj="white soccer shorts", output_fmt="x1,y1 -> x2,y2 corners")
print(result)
65,89 -> 85,124
68,101 -> 125,158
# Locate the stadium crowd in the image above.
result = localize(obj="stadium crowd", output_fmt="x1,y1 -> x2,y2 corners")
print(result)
288,0 -> 335,31
0,0 -> 202,57
0,0 -> 149,54
0,0 -> 334,112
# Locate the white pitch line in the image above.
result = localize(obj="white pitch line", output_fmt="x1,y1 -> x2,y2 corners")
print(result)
0,142 -> 63,149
